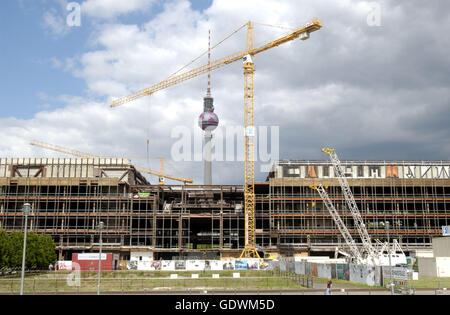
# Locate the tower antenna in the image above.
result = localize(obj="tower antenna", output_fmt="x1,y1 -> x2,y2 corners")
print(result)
207,29 -> 212,97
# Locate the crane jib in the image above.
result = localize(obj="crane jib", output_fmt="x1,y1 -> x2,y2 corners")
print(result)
110,19 -> 322,108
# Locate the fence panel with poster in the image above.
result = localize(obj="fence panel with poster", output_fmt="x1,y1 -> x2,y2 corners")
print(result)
123,258 -> 270,272
56,261 -> 72,271
350,264 -> 382,286
275,258 -> 398,287
382,266 -> 410,286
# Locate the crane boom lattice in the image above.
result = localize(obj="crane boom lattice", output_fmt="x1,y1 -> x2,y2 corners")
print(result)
312,184 -> 364,264
322,148 -> 377,262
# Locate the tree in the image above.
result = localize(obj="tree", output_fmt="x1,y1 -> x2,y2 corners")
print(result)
0,230 -> 8,267
5,232 -> 23,268
37,234 -> 57,268
24,232 -> 40,268
0,230 -> 57,269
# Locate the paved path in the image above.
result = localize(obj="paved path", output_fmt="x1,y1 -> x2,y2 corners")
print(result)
2,288 -> 445,295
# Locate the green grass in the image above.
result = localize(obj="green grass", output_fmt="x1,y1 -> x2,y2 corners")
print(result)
26,270 -> 278,279
410,277 -> 450,289
0,270 -> 307,293
314,277 -> 384,289
314,275 -> 450,290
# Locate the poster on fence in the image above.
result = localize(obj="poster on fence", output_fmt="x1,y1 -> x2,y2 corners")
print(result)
350,264 -> 381,286
209,260 -> 224,271
235,260 -> 248,270
246,259 -> 260,270
186,260 -> 205,271
382,266 -> 409,286
151,260 -> 162,271
222,260 -> 235,270
175,260 -> 186,270
127,261 -> 138,270
57,261 -> 72,271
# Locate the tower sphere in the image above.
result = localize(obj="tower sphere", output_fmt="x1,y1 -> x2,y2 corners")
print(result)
199,111 -> 219,132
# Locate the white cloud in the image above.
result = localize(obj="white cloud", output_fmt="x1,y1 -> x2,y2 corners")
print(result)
81,0 -> 156,19
4,0 -> 450,185
42,7 -> 70,37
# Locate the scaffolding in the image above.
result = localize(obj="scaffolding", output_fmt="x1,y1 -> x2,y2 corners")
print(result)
0,158 -> 449,260
268,161 -> 450,254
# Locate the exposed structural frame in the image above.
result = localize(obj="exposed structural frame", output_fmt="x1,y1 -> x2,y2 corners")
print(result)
0,158 -> 448,258
30,140 -> 194,184
109,19 -> 323,259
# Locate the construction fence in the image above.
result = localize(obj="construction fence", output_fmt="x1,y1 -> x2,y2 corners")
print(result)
273,258 -> 412,287
125,259 -> 267,271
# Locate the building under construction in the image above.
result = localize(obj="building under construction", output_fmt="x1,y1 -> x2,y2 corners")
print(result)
0,158 -> 449,260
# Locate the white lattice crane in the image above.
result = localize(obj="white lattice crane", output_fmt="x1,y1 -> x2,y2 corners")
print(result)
322,148 -> 378,263
311,184 -> 365,264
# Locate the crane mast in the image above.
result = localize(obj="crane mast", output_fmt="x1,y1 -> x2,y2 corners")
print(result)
322,148 -> 377,263
240,22 -> 258,259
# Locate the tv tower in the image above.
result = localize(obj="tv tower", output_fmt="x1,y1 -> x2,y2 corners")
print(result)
198,30 -> 219,185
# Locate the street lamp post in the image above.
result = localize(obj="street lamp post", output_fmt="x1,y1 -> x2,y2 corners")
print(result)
97,221 -> 104,295
380,221 -> 393,294
20,203 -> 31,296
385,221 -> 393,295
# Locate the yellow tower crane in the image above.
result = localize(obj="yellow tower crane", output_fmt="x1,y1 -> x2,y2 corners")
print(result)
110,19 -> 323,259
29,140 -> 193,184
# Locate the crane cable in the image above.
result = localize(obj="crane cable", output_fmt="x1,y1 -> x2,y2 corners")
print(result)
167,23 -> 248,79
252,22 -> 296,31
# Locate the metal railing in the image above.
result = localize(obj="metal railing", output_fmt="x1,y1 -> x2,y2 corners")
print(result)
0,270 -> 311,294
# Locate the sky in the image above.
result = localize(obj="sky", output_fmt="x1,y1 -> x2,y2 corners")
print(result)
0,0 -> 449,185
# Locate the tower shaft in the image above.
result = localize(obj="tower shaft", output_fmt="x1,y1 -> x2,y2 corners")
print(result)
204,131 -> 212,185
